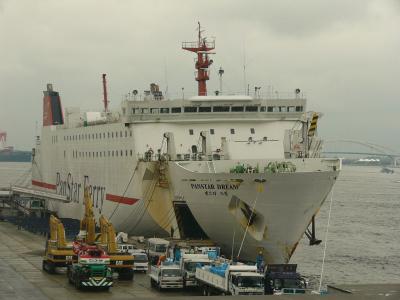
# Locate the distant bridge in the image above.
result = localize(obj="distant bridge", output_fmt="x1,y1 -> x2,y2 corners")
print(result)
322,139 -> 400,167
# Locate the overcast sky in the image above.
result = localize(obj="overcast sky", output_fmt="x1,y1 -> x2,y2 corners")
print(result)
1,0 -> 399,151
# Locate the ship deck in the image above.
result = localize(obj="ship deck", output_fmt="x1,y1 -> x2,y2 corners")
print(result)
0,221 -> 398,299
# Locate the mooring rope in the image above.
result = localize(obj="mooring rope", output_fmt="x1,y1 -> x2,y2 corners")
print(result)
318,187 -> 335,293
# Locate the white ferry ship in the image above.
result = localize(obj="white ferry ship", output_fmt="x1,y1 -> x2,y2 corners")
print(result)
32,25 -> 340,263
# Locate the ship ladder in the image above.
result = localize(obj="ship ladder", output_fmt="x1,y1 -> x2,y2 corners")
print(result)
157,161 -> 169,188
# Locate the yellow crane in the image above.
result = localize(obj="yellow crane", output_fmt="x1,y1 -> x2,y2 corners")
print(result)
98,215 -> 135,280
78,188 -> 96,244
42,215 -> 77,273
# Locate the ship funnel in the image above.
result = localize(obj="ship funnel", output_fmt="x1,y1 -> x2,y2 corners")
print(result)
43,84 -> 64,126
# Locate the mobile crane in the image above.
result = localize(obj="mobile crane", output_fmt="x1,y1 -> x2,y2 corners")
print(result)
66,189 -> 113,290
98,215 -> 134,280
42,215 -> 77,273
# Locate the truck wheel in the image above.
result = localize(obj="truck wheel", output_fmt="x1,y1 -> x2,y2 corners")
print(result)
202,286 -> 208,296
44,261 -> 55,274
120,269 -> 134,280
67,268 -> 73,284
74,276 -> 81,290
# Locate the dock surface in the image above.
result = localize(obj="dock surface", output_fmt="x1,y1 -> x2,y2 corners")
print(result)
0,221 -> 398,300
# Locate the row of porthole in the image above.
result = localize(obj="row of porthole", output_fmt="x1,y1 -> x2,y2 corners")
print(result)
63,130 -> 133,142
189,128 -> 256,135
130,105 -> 303,114
69,149 -> 134,159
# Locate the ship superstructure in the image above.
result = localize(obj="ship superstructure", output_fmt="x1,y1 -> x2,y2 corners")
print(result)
32,25 -> 340,263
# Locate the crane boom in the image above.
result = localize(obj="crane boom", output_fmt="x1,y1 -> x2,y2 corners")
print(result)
80,188 -> 96,244
49,215 -> 67,248
99,215 -> 117,253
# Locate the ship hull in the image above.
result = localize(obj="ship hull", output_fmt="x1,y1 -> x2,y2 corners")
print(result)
169,160 -> 339,263
32,153 -> 339,263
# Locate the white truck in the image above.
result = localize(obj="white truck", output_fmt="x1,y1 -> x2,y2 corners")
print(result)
196,263 -> 264,296
149,261 -> 183,290
179,253 -> 212,287
131,250 -> 149,272
117,244 -> 137,254
147,238 -> 169,265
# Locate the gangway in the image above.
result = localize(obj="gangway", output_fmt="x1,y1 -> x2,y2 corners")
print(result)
10,186 -> 69,203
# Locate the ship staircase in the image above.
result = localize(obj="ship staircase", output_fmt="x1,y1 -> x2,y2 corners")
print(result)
157,160 -> 169,188
173,199 -> 208,239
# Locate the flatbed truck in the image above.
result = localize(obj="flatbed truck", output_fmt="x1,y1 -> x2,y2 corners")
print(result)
196,263 -> 264,296
149,261 -> 183,290
179,253 -> 212,287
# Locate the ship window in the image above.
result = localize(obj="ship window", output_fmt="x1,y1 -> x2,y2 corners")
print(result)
189,129 -> 194,135
96,152 -> 98,157
103,133 -> 105,138
120,131 -> 122,137
141,108 -> 149,114
125,150 -> 128,156
230,128 -> 235,134
260,106 -> 266,112
250,128 -> 255,134
100,152 -> 102,157
279,106 -> 287,112
231,106 -> 244,112
108,151 -> 110,157
120,150 -> 123,156
273,106 -> 280,112
199,106 -> 211,112
116,131 -> 118,137
296,106 -> 303,112
93,152 -> 95,157
130,150 -> 133,156
213,106 -> 230,112
116,150 -> 118,157
171,107 -> 181,113
184,106 -> 197,113
125,131 -> 127,137
210,129 -> 215,135
92,134 -> 95,139
111,132 -> 114,138
160,108 -> 169,113
130,131 -> 132,137
267,106 -> 273,112
288,106 -> 295,112
89,152 -> 91,158
150,108 -> 159,114
245,106 -> 258,112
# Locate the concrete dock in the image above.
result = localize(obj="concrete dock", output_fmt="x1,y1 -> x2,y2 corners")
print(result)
0,221 -> 398,300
